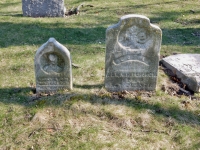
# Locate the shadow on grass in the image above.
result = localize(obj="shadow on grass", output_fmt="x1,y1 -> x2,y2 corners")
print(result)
0,86 -> 199,127
0,13 -> 23,17
0,20 -> 200,49
0,87 -> 34,106
161,28 -> 200,46
0,22 -> 106,48
150,10 -> 200,24
149,10 -> 200,46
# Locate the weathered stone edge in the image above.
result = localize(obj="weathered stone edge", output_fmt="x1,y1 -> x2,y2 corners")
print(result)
161,57 -> 199,92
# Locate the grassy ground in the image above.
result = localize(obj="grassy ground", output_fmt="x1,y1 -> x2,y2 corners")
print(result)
0,0 -> 200,149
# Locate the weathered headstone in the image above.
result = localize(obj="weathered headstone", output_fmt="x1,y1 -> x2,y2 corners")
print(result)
35,38 -> 72,93
105,14 -> 162,92
161,54 -> 200,92
22,0 -> 66,17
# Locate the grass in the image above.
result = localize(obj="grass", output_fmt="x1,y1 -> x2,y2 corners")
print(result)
0,0 -> 200,149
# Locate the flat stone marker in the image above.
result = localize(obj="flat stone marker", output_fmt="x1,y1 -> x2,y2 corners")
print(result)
105,14 -> 162,92
161,54 -> 200,92
35,38 -> 72,93
22,0 -> 66,17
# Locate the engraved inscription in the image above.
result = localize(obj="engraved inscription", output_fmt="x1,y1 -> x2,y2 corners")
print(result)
36,86 -> 67,92
37,77 -> 69,86
107,80 -> 155,90
106,72 -> 157,78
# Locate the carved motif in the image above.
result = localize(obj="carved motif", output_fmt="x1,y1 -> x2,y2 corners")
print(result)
42,53 -> 64,74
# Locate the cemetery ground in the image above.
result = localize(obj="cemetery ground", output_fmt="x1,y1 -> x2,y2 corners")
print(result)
0,0 -> 200,149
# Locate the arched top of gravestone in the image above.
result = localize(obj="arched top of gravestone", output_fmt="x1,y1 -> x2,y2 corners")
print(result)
35,37 -> 72,92
35,38 -> 71,74
106,15 -> 162,56
35,37 -> 70,58
107,14 -> 161,33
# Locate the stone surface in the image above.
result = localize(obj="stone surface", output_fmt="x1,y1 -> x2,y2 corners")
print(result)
161,54 -> 200,92
35,38 -> 72,93
22,0 -> 66,17
105,14 -> 162,92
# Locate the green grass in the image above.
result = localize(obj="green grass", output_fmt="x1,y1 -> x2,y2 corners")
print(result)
0,0 -> 200,149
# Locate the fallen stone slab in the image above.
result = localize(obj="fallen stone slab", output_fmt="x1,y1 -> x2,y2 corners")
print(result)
161,54 -> 200,92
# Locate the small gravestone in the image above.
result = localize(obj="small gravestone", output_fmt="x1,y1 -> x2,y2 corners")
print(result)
105,14 -> 162,92
22,0 -> 66,17
35,38 -> 72,93
161,54 -> 200,92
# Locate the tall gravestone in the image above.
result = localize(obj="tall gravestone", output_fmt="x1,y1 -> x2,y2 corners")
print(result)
105,14 -> 162,92
22,0 -> 66,17
35,38 -> 72,93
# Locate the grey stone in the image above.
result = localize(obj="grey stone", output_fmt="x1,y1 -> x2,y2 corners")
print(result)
105,14 -> 162,92
161,54 -> 200,92
35,38 -> 72,93
22,0 -> 66,17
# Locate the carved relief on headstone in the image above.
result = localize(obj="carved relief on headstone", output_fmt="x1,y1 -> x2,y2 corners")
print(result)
22,0 -> 66,17
105,14 -> 162,92
35,38 -> 72,93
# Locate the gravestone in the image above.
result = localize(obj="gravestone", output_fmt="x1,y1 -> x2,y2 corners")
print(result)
22,0 -> 66,17
105,14 -> 162,92
35,38 -> 72,93
161,54 -> 200,92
